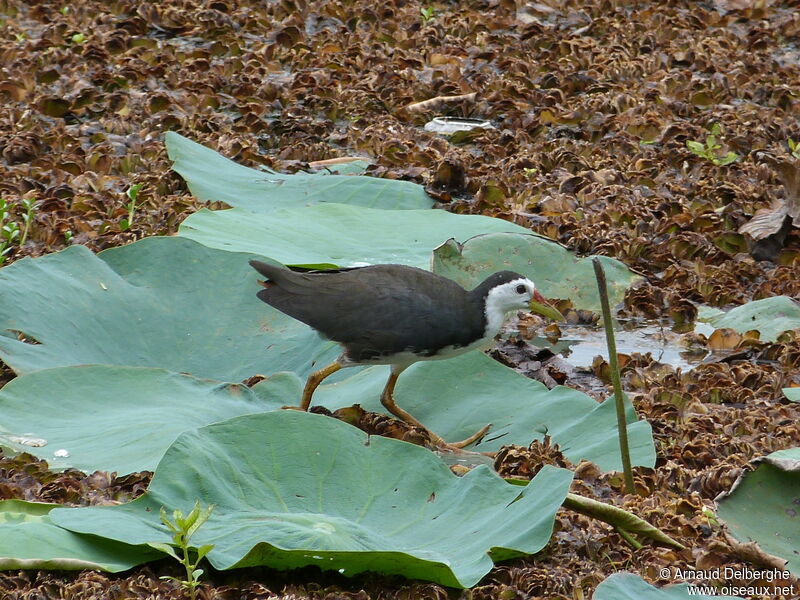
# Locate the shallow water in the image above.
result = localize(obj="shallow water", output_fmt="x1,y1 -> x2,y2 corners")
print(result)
532,322 -> 708,371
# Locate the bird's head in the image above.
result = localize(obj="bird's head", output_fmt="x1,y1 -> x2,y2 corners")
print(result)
478,271 -> 563,322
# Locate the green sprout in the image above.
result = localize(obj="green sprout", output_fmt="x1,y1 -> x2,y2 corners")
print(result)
420,6 -> 435,24
64,229 -> 74,244
60,6 -> 69,15
788,138 -> 800,160
71,32 -> 86,44
19,197 -> 36,246
701,507 -> 720,528
0,198 -> 9,223
686,123 -> 739,166
522,167 -> 538,178
148,501 -> 215,600
120,183 -> 143,231
14,32 -> 26,43
0,197 -> 38,263
0,199 -> 21,266
1,222 -> 19,244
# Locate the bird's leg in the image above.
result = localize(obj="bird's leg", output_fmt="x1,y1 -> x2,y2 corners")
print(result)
379,367 -> 443,441
286,361 -> 343,411
379,367 -> 492,450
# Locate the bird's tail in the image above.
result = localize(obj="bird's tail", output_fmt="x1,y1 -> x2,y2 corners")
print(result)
249,259 -> 287,281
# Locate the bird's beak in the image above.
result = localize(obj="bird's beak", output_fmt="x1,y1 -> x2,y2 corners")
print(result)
529,290 -> 563,321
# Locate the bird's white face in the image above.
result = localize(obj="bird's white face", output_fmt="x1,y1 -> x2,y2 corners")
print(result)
483,277 -> 536,334
486,277 -> 536,312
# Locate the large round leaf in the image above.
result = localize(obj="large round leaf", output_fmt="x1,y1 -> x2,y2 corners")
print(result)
716,448 -> 800,576
178,204 -> 530,269
0,354 -> 653,474
166,131 -> 433,211
0,236 -> 339,379
0,500 -> 159,572
697,296 -> 800,342
0,366 -> 290,473
51,411 -> 574,588
432,233 -> 642,312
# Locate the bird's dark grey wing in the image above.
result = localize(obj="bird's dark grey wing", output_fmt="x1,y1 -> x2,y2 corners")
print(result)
251,263 -> 486,359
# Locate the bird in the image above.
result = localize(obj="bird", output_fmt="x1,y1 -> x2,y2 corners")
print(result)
249,260 -> 561,450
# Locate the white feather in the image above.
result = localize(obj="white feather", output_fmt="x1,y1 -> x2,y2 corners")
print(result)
482,277 -> 536,338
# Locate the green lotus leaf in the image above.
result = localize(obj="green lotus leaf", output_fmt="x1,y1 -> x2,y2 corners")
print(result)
697,296 -> 800,342
0,499 -> 159,571
432,233 -> 642,312
0,236 -> 340,379
51,411 -> 574,588
783,388 -> 800,403
716,448 -> 800,576
0,353 -> 653,474
593,572 -> 745,599
178,204 -> 529,269
165,132 -> 432,211
0,366 -> 289,473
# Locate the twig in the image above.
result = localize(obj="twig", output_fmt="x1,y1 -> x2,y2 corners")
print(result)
723,532 -> 795,576
308,157 -> 369,168
404,92 -> 477,113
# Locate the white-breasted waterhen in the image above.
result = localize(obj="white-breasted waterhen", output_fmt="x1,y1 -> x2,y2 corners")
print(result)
250,260 -> 562,449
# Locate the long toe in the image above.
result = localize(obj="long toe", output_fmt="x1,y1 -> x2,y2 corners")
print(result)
446,423 -> 492,450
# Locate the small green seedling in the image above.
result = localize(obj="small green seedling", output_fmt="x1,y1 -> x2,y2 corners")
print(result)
701,507 -> 720,528
148,501 -> 215,600
0,197 -> 37,264
1,223 -> 20,263
686,123 -> 739,166
788,138 -> 800,160
0,198 -> 9,225
522,167 -> 538,178
420,6 -> 435,24
19,197 -> 36,246
0,199 -> 19,266
64,229 -> 74,244
120,183 -> 143,231
71,32 -> 86,44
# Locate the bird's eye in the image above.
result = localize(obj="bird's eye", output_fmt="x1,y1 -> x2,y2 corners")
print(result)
516,284 -> 527,294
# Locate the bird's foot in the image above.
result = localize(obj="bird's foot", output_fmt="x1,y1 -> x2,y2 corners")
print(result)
281,405 -> 307,411
436,423 -> 492,451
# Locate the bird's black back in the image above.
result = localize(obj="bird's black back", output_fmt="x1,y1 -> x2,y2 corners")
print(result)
250,261 -> 492,361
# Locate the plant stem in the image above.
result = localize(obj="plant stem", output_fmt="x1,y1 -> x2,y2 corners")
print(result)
502,482 -> 686,550
20,199 -> 34,246
616,526 -> 643,549
562,492 -> 683,549
592,257 -> 635,495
